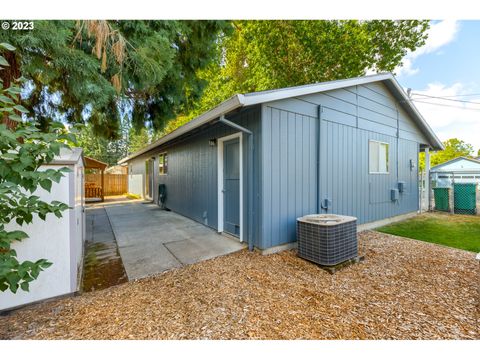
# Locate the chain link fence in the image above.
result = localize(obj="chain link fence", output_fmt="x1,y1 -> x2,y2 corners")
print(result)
421,170 -> 480,215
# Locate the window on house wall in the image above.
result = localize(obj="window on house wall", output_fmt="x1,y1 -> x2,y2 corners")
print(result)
159,152 -> 168,175
369,140 -> 389,174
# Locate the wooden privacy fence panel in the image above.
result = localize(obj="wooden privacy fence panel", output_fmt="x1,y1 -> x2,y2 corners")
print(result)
85,173 -> 128,197
104,174 -> 128,196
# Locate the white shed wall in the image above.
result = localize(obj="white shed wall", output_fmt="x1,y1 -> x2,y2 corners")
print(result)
0,162 -> 85,311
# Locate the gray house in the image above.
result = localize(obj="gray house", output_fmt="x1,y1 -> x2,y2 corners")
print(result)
119,73 -> 443,252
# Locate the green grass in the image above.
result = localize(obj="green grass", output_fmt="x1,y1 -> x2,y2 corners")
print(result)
377,212 -> 480,253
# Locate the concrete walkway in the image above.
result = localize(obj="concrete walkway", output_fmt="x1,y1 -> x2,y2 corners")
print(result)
104,202 -> 245,280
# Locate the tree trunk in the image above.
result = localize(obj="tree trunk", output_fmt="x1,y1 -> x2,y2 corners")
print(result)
0,50 -> 21,130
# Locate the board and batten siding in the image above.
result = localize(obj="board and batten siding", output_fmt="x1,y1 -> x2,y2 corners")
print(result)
260,107 -> 317,249
261,82 -> 424,249
127,106 -> 262,247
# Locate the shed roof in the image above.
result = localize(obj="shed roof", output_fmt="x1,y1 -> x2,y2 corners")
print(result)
119,73 -> 443,164
84,156 -> 108,170
49,147 -> 84,166
430,156 -> 480,172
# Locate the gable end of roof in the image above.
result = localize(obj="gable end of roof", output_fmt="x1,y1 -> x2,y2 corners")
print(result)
119,73 -> 443,164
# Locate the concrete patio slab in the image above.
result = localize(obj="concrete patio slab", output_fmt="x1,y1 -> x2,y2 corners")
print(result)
118,243 -> 182,279
104,202 -> 245,280
164,235 -> 245,265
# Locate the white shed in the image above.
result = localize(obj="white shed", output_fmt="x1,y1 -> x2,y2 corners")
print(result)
0,148 -> 85,311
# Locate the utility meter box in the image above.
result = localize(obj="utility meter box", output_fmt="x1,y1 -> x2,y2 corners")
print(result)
391,188 -> 399,201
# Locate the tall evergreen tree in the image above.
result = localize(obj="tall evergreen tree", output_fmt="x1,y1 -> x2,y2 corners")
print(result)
0,20 -> 232,137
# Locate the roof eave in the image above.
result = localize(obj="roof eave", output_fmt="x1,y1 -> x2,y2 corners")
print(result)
243,73 -> 443,151
119,73 -> 444,163
242,73 -> 393,106
385,77 -> 444,151
118,94 -> 244,164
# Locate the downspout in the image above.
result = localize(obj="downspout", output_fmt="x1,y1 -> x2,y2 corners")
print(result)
316,105 -> 322,214
396,108 -> 400,184
219,115 -> 255,251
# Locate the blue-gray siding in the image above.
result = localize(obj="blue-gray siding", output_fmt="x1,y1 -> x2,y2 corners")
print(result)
128,81 -> 429,251
261,82 -> 425,249
151,106 -> 262,248
261,107 -> 317,249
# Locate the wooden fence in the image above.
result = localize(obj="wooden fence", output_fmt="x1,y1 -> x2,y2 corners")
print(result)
85,173 -> 128,197
104,174 -> 128,195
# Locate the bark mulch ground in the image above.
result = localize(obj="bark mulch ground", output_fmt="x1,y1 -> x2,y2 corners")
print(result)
1,231 -> 478,340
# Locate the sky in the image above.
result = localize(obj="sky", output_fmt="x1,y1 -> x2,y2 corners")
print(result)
395,20 -> 480,153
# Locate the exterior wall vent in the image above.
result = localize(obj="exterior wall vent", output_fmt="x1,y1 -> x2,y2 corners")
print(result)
296,214 -> 358,266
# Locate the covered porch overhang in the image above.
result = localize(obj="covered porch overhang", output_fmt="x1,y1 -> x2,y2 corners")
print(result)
84,156 -> 108,202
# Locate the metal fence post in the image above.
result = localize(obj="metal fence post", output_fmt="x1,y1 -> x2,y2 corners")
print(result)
477,180 -> 480,216
450,172 -> 455,214
432,172 -> 435,211
425,148 -> 430,211
419,171 -> 424,213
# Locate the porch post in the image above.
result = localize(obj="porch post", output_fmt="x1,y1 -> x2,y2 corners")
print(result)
101,168 -> 105,202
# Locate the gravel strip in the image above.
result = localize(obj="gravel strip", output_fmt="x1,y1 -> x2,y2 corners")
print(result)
1,231 -> 478,339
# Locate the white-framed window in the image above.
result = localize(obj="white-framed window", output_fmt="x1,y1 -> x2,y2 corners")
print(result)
158,152 -> 168,175
369,140 -> 389,174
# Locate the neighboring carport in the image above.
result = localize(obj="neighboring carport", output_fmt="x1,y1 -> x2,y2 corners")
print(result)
104,202 -> 245,280
84,156 -> 108,202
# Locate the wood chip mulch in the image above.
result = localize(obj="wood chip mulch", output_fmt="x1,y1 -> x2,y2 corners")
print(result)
1,231 -> 478,340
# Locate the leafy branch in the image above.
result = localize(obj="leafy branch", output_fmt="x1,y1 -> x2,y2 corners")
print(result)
0,42 -> 76,293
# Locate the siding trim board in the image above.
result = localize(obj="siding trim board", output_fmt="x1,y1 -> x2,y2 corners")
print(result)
217,132 -> 244,242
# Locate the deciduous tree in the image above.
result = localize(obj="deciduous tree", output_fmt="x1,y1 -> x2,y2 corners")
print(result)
419,138 -> 474,170
176,20 -> 429,128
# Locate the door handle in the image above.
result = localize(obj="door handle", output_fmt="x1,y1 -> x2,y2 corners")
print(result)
222,189 -> 226,193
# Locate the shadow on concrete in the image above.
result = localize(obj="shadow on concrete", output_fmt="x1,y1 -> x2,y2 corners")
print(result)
104,202 -> 246,280
82,207 -> 128,292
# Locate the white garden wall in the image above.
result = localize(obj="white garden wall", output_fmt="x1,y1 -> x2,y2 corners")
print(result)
128,158 -> 146,197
